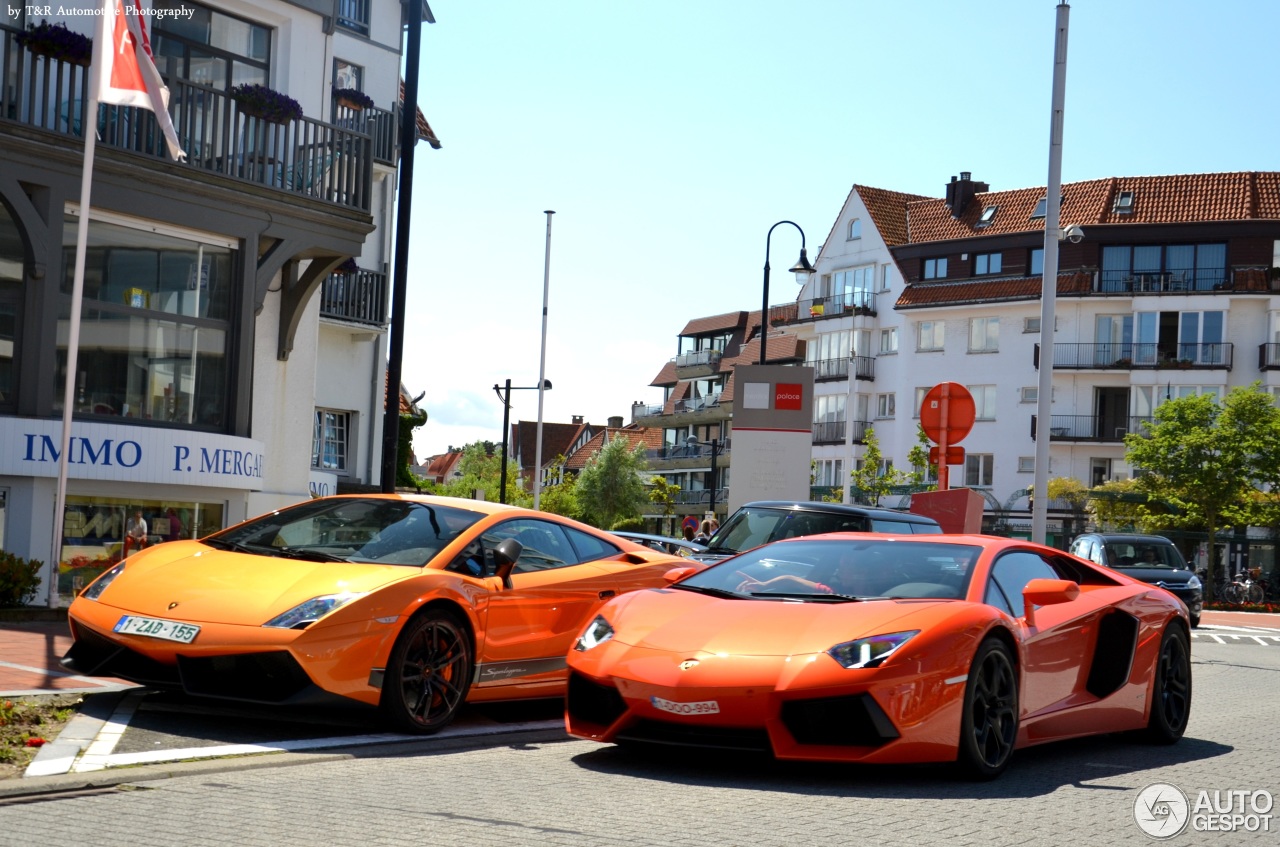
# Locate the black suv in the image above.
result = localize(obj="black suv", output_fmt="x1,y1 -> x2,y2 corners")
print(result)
689,500 -> 942,564
1069,532 -> 1202,627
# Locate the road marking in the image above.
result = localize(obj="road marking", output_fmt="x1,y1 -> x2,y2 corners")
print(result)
74,692 -> 146,772
1191,632 -> 1280,644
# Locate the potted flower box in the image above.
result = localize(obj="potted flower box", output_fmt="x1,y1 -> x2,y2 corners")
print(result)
230,83 -> 303,124
333,88 -> 375,111
17,20 -> 92,66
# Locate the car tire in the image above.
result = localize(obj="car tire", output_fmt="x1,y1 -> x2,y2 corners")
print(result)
379,608 -> 473,734
956,637 -> 1019,780
1189,614 -> 1200,629
1144,623 -> 1191,744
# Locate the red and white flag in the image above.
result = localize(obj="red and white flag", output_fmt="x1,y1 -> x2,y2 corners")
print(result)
93,0 -> 185,160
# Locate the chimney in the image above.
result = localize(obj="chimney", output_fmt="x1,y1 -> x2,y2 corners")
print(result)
945,171 -> 989,218
608,415 -> 623,428
571,415 -> 583,425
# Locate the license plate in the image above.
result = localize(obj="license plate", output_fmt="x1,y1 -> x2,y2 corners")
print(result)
651,696 -> 720,716
114,615 -> 201,644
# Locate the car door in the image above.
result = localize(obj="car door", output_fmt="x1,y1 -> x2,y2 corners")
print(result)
473,518 -> 619,690
985,551 -> 1095,718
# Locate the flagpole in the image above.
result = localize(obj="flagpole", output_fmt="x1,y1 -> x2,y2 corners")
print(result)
49,19 -> 106,607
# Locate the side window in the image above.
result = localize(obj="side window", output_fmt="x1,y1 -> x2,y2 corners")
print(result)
870,518 -> 914,533
911,523 -> 943,534
483,519 -> 577,573
562,526 -> 621,563
986,551 -> 1060,618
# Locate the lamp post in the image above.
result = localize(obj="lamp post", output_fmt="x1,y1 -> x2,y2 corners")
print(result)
494,378 -> 552,505
760,220 -> 816,365
534,210 -> 555,510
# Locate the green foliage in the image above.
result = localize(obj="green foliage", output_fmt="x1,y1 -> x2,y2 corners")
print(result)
849,426 -> 912,505
576,436 -> 650,529
0,551 -> 43,607
611,517 -> 645,532
1085,478 -> 1148,531
396,410 -> 429,490
436,441 -> 532,506
648,475 -> 680,517
1124,383 -> 1280,598
905,425 -> 938,491
538,465 -> 581,519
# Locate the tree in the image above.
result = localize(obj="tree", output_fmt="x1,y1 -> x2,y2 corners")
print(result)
648,475 -> 681,533
849,426 -> 911,506
1085,477 -> 1147,532
575,435 -> 650,529
537,458 -> 581,520
1047,476 -> 1090,538
905,425 -> 938,492
396,410 -> 429,490
1124,384 -> 1280,599
436,442 -> 532,507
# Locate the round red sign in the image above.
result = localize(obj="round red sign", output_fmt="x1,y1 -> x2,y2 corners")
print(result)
920,382 -> 976,444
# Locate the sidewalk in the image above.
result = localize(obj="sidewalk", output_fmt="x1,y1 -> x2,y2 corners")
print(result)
0,611 -> 136,698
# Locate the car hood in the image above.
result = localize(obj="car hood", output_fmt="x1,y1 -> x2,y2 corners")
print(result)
1111,565 -> 1197,586
607,587 -> 946,657
89,540 -> 416,625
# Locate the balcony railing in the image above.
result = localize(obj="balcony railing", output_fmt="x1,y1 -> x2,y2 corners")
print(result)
644,440 -> 731,462
674,349 -> 723,369
813,420 -> 846,444
810,355 -> 875,382
631,402 -> 665,421
1031,414 -> 1154,441
809,485 -> 842,502
1034,342 -> 1233,370
674,392 -> 722,414
1261,343 -> 1280,370
674,488 -> 728,506
319,267 -> 387,325
1,25 -> 374,212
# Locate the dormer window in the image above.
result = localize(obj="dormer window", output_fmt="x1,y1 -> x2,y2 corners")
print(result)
1031,194 -> 1064,219
848,219 -> 862,240
1114,191 -> 1135,214
977,206 -> 998,227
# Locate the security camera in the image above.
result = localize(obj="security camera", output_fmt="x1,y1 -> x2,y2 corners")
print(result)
1062,224 -> 1084,244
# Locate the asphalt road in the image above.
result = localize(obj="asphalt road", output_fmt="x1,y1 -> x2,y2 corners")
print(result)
0,636 -> 1277,847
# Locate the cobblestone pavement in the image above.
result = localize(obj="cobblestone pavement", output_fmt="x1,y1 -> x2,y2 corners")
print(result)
0,639 -> 1275,847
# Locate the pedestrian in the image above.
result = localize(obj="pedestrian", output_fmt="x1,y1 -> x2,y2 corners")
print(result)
124,510 -> 148,556
693,519 -> 712,544
682,525 -> 696,543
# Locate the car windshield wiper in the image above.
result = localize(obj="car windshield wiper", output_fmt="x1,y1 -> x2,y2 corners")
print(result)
747,591 -> 863,602
273,547 -> 350,563
702,546 -> 738,555
671,584 -> 744,600
202,537 -> 263,555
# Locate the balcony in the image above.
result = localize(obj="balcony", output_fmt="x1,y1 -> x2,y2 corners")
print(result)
319,266 -> 387,325
1034,342 -> 1233,371
1,27 -> 375,212
673,348 -> 723,377
674,487 -> 729,507
1031,414 -> 1154,442
1090,266 -> 1270,295
772,293 -> 877,326
1261,343 -> 1280,370
812,355 -> 875,382
812,419 -> 871,445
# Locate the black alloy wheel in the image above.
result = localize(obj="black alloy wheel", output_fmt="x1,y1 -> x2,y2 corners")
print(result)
957,637 -> 1019,779
380,610 -> 473,734
1145,624 -> 1192,743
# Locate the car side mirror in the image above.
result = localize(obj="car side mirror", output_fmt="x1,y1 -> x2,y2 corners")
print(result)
492,538 -> 523,589
663,566 -> 697,584
1022,578 -> 1080,627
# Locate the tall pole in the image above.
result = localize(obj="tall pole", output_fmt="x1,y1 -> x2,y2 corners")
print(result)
1032,1 -> 1070,545
708,438 -> 719,518
381,0 -> 431,493
760,220 -> 808,365
498,379 -> 511,504
533,210 -> 554,510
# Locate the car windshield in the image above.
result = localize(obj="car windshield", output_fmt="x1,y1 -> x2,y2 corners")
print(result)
1108,542 -> 1184,570
205,498 -> 483,566
674,538 -> 981,601
704,506 -> 934,555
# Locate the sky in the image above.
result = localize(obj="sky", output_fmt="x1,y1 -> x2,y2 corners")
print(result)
402,0 -> 1280,460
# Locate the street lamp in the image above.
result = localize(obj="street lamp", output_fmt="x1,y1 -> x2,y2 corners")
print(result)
760,220 -> 816,365
494,378 -> 552,505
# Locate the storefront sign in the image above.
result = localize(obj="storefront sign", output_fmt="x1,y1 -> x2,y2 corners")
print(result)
2,418 -> 266,490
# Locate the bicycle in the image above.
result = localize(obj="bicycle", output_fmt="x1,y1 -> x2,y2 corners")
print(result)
1222,568 -> 1265,605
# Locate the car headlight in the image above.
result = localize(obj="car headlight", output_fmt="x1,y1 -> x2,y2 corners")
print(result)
263,593 -> 364,629
81,563 -> 126,601
1186,574 -> 1202,590
575,615 -> 615,652
827,630 -> 920,669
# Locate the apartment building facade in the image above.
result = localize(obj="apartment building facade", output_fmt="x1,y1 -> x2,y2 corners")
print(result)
0,0 -> 435,597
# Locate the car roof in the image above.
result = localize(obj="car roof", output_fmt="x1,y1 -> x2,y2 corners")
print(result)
738,500 -> 940,523
1077,533 -> 1176,544
611,531 -> 707,551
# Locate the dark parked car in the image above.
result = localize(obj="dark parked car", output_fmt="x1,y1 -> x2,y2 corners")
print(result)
1069,532 -> 1202,627
688,500 -> 942,564
610,531 -> 707,558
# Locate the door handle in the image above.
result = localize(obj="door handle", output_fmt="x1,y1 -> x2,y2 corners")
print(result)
598,590 -> 617,600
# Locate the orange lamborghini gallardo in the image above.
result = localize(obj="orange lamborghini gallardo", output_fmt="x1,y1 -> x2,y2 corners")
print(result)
63,494 -> 687,733
565,534 -> 1192,778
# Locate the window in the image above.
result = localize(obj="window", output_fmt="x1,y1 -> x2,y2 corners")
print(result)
809,331 -> 852,363
334,60 -> 363,92
1030,248 -> 1044,275
913,386 -> 928,419
153,1 -> 271,90
57,214 -> 234,429
1031,197 -> 1048,219
879,263 -> 893,292
965,453 -> 994,487
879,327 -> 898,354
1017,456 -> 1035,473
1114,191 -> 1135,214
974,253 -> 1002,275
848,219 -> 862,240
1023,316 -> 1041,333
813,459 -> 844,487
968,316 -> 999,352
814,394 -> 846,423
313,409 -> 350,471
336,0 -> 371,36
876,393 -> 896,419
917,320 -> 945,351
986,552 -> 1060,617
924,258 -> 947,280
832,266 -> 875,310
1020,386 -> 1038,403
1100,243 -> 1228,291
485,519 -> 577,573
977,206 -> 998,227
967,385 -> 996,420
